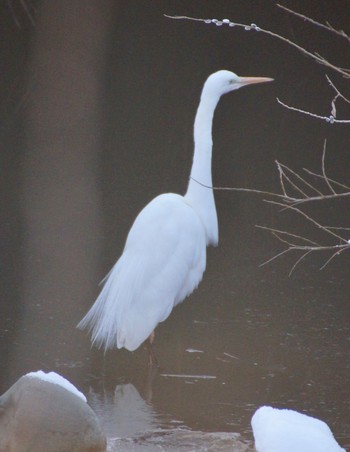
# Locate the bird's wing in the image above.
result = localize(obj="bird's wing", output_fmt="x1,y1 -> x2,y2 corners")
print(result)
78,193 -> 206,351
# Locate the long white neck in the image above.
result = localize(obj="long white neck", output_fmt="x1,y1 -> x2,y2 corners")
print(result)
184,88 -> 220,246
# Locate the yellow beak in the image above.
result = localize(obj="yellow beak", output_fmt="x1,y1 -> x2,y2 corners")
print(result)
239,76 -> 274,86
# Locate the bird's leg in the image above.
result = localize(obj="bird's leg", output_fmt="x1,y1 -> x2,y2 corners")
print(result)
144,362 -> 158,403
146,330 -> 159,368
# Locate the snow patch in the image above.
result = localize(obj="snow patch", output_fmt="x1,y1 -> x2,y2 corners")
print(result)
252,406 -> 345,452
26,370 -> 87,403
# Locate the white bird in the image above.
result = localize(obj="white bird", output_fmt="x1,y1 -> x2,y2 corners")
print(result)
77,70 -> 273,364
251,406 -> 345,452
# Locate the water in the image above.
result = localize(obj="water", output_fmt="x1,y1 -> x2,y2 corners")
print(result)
2,243 -> 348,450
86,260 -> 350,450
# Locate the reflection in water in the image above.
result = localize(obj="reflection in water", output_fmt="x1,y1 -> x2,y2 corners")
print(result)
88,383 -> 157,439
88,381 -> 253,451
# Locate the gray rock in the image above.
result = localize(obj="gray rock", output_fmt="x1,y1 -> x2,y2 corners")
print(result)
0,372 -> 106,452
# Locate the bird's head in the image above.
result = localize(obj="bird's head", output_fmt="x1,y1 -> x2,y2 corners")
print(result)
204,70 -> 273,98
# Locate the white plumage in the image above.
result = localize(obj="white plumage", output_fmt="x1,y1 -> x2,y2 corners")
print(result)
83,194 -> 206,351
78,70 -> 273,354
252,406 -> 345,452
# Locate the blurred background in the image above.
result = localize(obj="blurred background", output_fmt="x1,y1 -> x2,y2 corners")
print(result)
0,0 -> 349,449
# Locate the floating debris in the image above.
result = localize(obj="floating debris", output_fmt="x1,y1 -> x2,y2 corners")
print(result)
160,374 -> 216,380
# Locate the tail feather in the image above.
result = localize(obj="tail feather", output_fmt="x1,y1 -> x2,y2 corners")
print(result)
77,255 -> 149,352
77,260 -> 124,351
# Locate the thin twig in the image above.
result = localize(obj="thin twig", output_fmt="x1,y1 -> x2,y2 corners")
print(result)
191,177 -> 293,200
219,185 -> 350,204
326,226 -> 350,231
303,168 -> 350,191
259,248 -> 293,267
277,98 -> 350,123
166,13 -> 350,121
326,75 -> 350,105
258,224 -> 350,272
164,14 -> 205,22
320,246 -> 350,269
192,176 -> 350,204
277,161 -> 324,196
277,4 -> 350,43
262,243 -> 350,273
321,140 -> 336,194
263,199 -> 347,242
164,14 -> 350,78
258,153 -> 350,271
276,162 -> 309,198
19,0 -> 36,25
276,161 -> 287,197
288,250 -> 314,276
256,225 -> 320,246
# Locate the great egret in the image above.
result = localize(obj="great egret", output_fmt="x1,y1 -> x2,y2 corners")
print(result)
78,70 -> 273,364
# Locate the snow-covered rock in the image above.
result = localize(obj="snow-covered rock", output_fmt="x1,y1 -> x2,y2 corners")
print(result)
252,406 -> 345,452
0,370 -> 106,452
26,370 -> 87,402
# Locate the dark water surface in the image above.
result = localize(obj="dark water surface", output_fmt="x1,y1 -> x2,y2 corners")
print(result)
1,1 -> 349,450
2,227 -> 349,450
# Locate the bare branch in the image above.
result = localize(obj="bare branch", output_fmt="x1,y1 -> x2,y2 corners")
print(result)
276,161 -> 287,197
191,177 -> 295,201
164,14 -> 205,23
276,161 -> 308,198
277,161 -> 324,197
302,168 -> 350,191
192,176 -> 350,206
277,75 -> 350,124
277,4 -> 350,43
259,247 -> 294,267
320,246 -> 350,269
165,8 -> 350,126
256,151 -> 350,271
263,198 -> 347,242
165,11 -> 350,271
326,75 -> 350,105
258,223 -> 350,274
276,98 -> 350,123
211,184 -> 350,205
288,192 -> 350,207
164,14 -> 350,78
326,226 -> 350,231
256,225 -> 320,246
